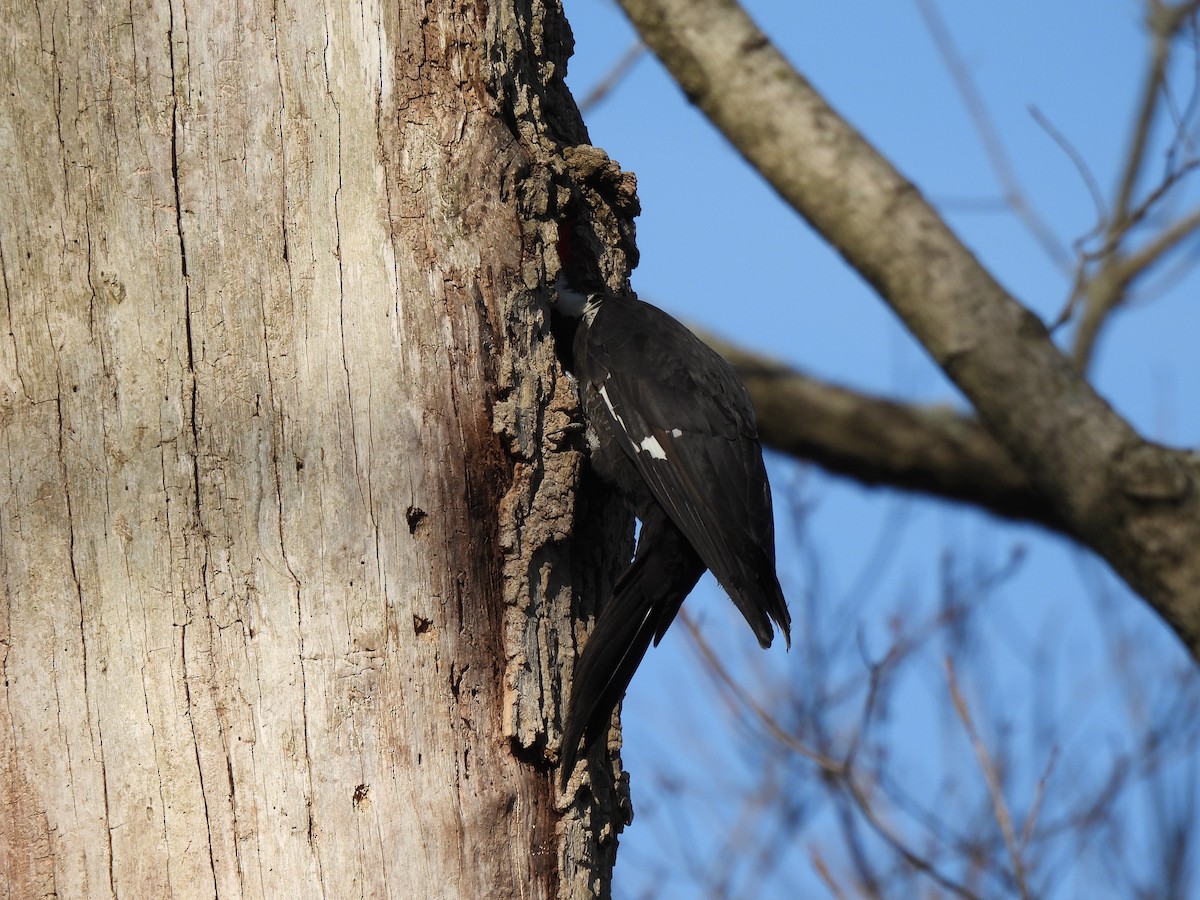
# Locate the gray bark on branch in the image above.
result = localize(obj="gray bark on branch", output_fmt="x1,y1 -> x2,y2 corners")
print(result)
699,335 -> 1070,536
617,0 -> 1200,661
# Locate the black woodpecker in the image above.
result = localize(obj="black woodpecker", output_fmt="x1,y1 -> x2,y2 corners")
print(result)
553,245 -> 791,788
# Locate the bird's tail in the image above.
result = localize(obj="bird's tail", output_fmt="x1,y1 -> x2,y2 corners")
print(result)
560,510 -> 704,788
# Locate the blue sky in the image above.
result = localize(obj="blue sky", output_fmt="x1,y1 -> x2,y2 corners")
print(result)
560,1 -> 1200,897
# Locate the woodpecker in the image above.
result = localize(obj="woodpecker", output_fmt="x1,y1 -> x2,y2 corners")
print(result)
553,255 -> 792,788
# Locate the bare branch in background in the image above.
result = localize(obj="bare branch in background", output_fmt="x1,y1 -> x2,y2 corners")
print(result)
1069,1 -> 1200,369
578,41 -> 647,115
809,847 -> 848,899
945,657 -> 1031,900
1029,105 -> 1108,235
917,1 -> 1200,377
682,614 -> 984,899
914,0 -> 1071,272
1111,5 -> 1176,231
1019,749 -> 1060,854
698,332 -> 1072,537
636,541 -> 1200,897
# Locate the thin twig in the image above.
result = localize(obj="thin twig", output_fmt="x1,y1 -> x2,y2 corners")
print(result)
1020,746 -> 1061,852
945,657 -> 1032,900
809,845 -> 849,900
1109,2 -> 1174,232
1029,105 -> 1107,227
1111,204 -> 1200,285
914,0 -> 1071,270
682,613 -> 841,774
1089,156 -> 1200,264
1071,196 -> 1200,370
1070,1 -> 1200,369
1159,19 -> 1200,166
683,616 -> 982,900
578,41 -> 647,115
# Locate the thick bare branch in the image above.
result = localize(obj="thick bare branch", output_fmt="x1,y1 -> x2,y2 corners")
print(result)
697,332 -> 1072,536
616,0 -> 1200,661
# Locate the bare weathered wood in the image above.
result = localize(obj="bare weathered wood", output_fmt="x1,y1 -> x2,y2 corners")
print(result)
0,1 -> 624,897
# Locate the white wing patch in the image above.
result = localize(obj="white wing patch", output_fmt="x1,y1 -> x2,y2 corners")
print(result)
639,435 -> 667,459
597,383 -> 626,430
598,383 -> 642,454
598,380 -> 675,460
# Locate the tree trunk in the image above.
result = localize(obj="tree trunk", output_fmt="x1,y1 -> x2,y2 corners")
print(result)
0,0 -> 625,896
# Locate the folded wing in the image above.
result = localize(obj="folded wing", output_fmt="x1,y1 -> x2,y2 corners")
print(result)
574,294 -> 791,647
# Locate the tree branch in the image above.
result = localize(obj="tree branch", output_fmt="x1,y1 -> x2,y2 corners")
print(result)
914,0 -> 1070,272
698,332 -> 1073,536
1071,1 -> 1200,370
1112,4 -> 1174,231
616,0 -> 1200,661
1072,204 -> 1200,370
578,41 -> 647,115
945,658 -> 1032,900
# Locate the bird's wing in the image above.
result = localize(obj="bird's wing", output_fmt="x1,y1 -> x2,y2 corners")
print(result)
559,507 -> 704,788
576,295 -> 791,646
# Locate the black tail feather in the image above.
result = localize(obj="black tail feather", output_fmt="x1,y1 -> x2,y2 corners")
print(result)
560,509 -> 704,788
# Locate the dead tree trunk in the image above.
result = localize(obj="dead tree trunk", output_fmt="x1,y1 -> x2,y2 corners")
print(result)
0,0 -> 627,896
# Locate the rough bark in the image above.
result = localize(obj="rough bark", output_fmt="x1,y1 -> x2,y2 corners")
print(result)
0,0 -> 627,897
618,0 -> 1200,662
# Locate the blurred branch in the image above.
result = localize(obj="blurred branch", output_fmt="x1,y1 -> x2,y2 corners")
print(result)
914,0 -> 1071,271
682,614 -> 841,773
945,658 -> 1032,900
1111,4 -> 1175,232
809,847 -> 848,899
1070,1 -> 1200,370
682,614 -> 983,899
698,331 -> 1072,536
1072,201 -> 1200,368
1029,105 -> 1107,233
1117,205 -> 1200,283
1019,748 -> 1060,854
648,539 -> 1197,897
617,0 -> 1200,664
578,41 -> 648,115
